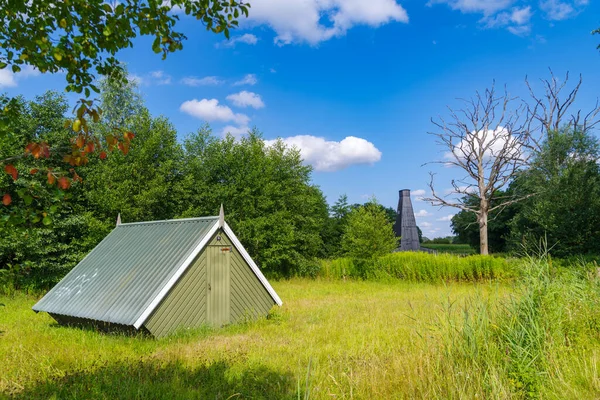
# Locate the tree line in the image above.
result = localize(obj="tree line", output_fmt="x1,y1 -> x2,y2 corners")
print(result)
0,77 -> 400,291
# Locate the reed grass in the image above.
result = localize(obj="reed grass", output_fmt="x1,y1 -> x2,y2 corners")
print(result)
319,252 -> 518,282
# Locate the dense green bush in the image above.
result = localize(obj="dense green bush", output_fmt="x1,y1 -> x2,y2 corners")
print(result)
340,200 -> 398,260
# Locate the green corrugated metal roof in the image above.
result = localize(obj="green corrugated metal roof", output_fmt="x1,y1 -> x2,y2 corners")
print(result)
32,217 -> 219,327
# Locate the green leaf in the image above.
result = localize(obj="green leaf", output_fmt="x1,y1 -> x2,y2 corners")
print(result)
42,216 -> 52,226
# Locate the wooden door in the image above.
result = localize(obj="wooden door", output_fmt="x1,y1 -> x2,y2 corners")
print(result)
206,245 -> 231,326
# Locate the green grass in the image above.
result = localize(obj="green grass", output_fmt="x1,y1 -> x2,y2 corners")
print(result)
0,280 -> 504,399
2,262 -> 599,399
420,243 -> 476,255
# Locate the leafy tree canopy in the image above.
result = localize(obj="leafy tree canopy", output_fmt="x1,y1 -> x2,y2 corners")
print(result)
0,0 -> 249,95
179,127 -> 328,277
1,0 -> 250,222
508,128 -> 600,256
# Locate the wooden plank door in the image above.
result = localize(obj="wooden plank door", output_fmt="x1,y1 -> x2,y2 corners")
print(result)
206,245 -> 231,326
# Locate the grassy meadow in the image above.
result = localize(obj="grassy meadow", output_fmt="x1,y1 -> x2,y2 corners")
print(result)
2,257 -> 600,399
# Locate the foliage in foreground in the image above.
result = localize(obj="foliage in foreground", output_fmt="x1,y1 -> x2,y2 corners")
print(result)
319,251 -> 517,281
441,256 -> 600,399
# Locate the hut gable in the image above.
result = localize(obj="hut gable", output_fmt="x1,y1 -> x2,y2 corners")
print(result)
32,216 -> 282,337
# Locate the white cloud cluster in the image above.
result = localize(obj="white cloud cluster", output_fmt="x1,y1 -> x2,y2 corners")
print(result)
0,65 -> 40,88
131,70 -> 172,86
246,0 -> 408,45
540,0 -> 587,20
429,0 -> 587,35
180,76 -> 223,86
264,135 -> 382,172
150,70 -> 172,85
233,74 -> 258,86
180,99 -> 250,125
485,6 -> 532,35
226,91 -> 265,109
181,77 -> 264,136
437,214 -> 456,221
415,209 -> 432,217
218,33 -> 258,48
222,125 -> 250,136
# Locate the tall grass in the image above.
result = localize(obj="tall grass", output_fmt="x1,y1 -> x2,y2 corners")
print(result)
438,255 -> 600,398
319,252 -> 518,282
2,270 -> 599,398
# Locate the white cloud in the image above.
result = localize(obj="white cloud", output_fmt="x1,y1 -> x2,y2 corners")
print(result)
270,68 -> 277,73
415,209 -> 432,217
247,0 -> 408,45
180,76 -> 223,86
430,0 -> 586,31
445,126 -> 524,164
444,186 -> 478,195
437,214 -> 456,221
226,91 -> 265,109
428,0 -> 514,16
0,65 -> 40,88
218,33 -> 258,48
420,221 -> 433,228
0,69 -> 17,87
507,24 -> 531,35
150,70 -> 171,85
233,74 -> 258,86
222,125 -> 250,137
180,99 -> 250,125
540,0 -> 577,20
264,135 -> 382,172
510,6 -> 533,24
484,6 -> 532,35
412,189 -> 426,197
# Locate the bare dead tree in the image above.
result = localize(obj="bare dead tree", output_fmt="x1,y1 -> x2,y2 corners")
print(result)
524,70 -> 600,152
423,84 -> 534,255
425,72 -> 600,255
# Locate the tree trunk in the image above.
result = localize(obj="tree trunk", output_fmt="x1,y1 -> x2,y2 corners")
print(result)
478,210 -> 489,255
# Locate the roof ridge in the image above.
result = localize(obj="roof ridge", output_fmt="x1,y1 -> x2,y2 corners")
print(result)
119,216 -> 219,226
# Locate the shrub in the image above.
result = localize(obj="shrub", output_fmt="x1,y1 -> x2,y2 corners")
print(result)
340,200 -> 397,261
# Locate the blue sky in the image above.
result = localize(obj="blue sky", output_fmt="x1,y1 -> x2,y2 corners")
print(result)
1,0 -> 599,237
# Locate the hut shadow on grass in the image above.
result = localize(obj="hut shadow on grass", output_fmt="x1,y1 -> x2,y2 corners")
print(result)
14,359 -> 296,399
47,320 -> 152,338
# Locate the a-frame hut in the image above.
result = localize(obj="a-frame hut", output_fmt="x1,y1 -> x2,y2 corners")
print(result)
32,207 -> 282,338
